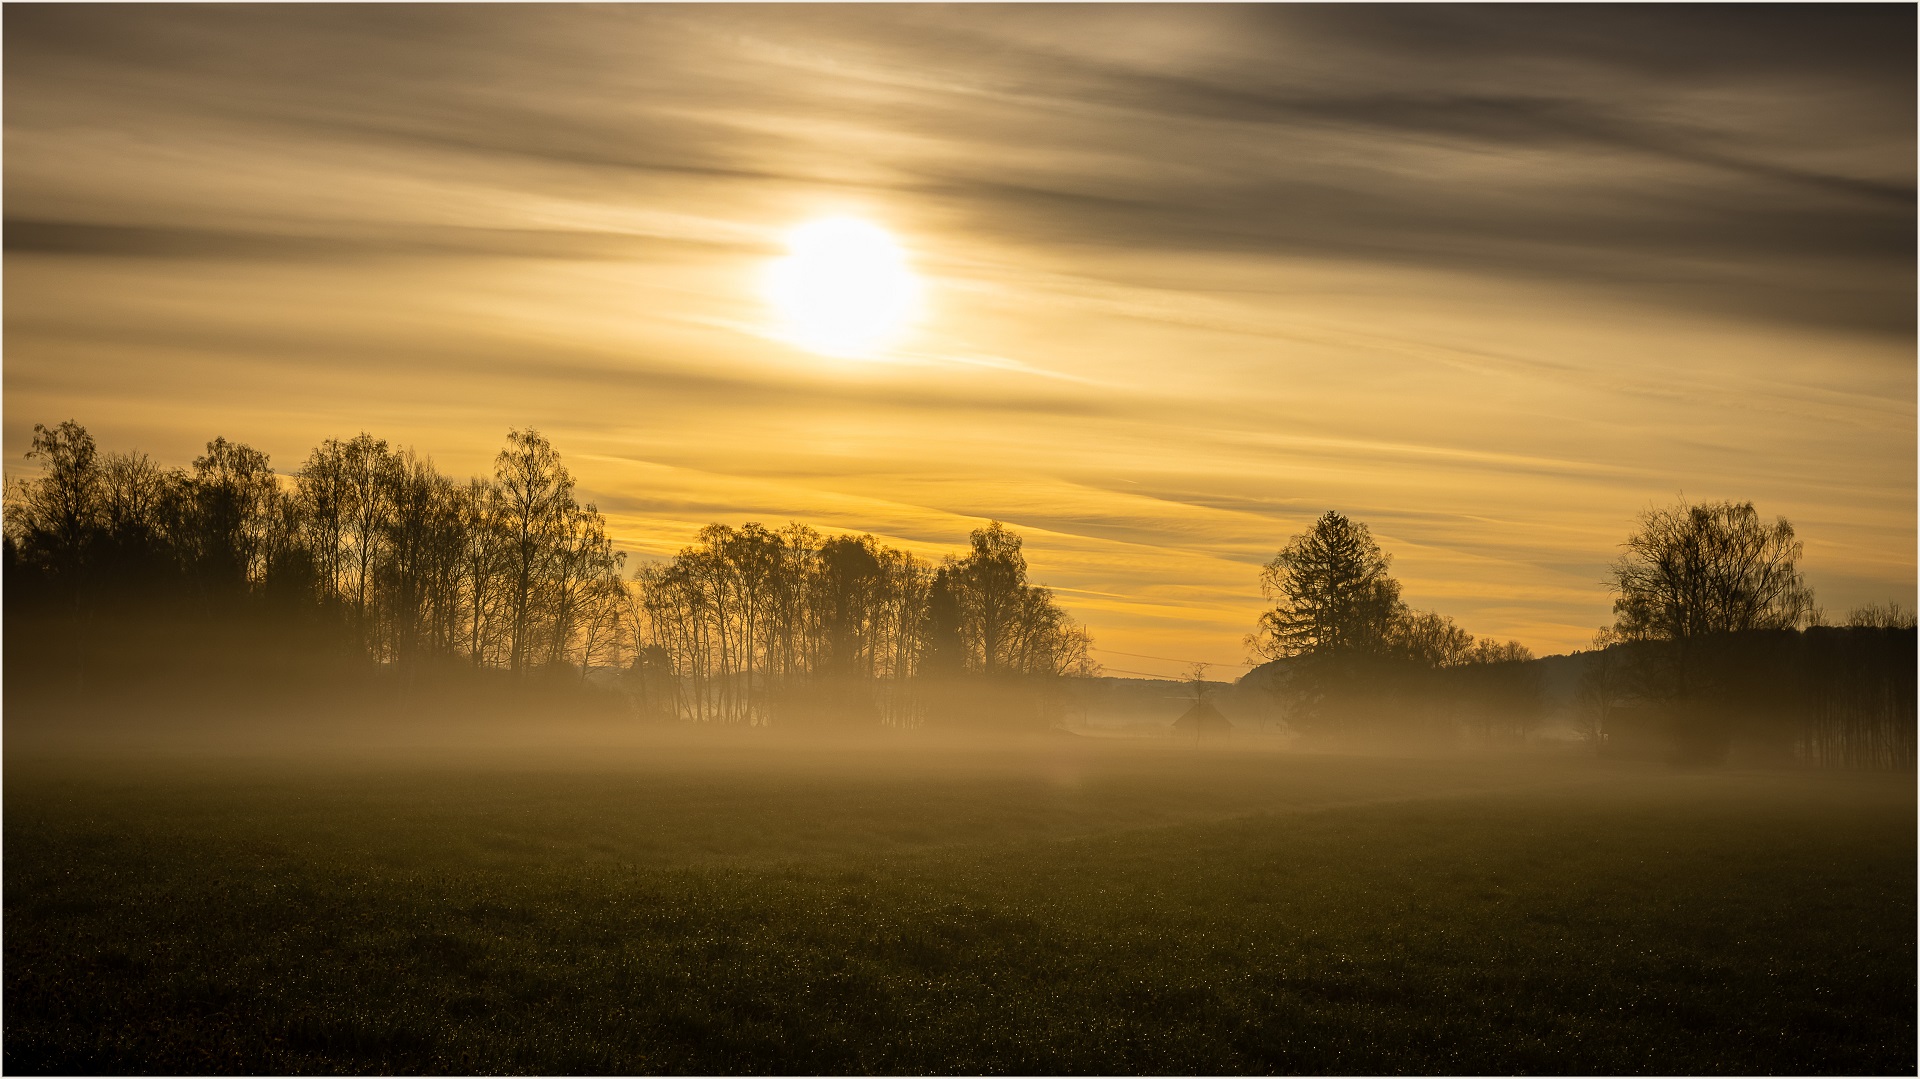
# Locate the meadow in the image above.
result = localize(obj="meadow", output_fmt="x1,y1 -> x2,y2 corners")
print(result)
5,728 -> 1913,1074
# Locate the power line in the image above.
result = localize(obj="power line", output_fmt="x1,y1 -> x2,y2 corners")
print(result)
1091,662 -> 1250,681
1095,665 -> 1193,680
1090,646 -> 1257,668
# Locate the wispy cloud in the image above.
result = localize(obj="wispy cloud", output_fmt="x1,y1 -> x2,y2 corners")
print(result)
5,4 -> 1911,658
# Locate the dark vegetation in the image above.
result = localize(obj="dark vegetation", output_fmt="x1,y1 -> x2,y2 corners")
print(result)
1244,510 -> 1543,744
1248,508 -> 1915,768
4,421 -> 1091,732
7,420 -> 1910,762
632,520 -> 1092,728
5,744 -> 1911,1074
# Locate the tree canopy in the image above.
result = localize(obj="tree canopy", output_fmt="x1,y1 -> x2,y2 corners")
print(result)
1248,510 -> 1535,738
1249,511 -> 1401,664
5,423 -> 1099,730
1610,499 -> 1813,643
635,518 -> 1093,726
6,421 -> 629,680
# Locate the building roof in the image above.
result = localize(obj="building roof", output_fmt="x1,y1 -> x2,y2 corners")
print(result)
1172,697 -> 1233,732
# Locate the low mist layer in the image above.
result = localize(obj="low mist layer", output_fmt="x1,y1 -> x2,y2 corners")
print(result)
7,738 -> 1912,1073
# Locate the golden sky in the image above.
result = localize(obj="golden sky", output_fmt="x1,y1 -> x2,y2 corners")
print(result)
6,6 -> 1914,675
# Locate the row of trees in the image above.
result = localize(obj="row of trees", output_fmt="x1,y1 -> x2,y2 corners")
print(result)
633,520 -> 1094,726
1247,500 -> 1913,766
6,421 -> 630,682
5,421 -> 1095,728
1582,500 -> 1912,767
9,419 -> 1908,757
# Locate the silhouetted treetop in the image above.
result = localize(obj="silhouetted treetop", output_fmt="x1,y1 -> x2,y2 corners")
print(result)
1610,498 -> 1813,643
6,421 -> 630,680
1247,509 -> 1538,740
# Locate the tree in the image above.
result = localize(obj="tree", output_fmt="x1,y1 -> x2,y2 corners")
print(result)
576,572 -> 634,678
719,522 -> 784,718
1464,638 -> 1533,665
921,567 -> 965,677
377,449 -> 457,666
1609,498 -> 1813,700
493,428 -> 572,674
545,500 -> 622,671
6,418 -> 1103,727
1388,609 -> 1476,668
1847,601 -> 1916,630
1248,511 -> 1403,664
1611,499 -> 1812,642
1246,512 -> 1542,739
937,521 -> 1091,682
7,420 -> 103,580
99,450 -> 171,540
336,434 -> 401,632
816,534 -> 884,677
629,519 -> 1089,727
951,521 -> 1027,675
96,450 -> 180,592
295,440 -> 358,612
456,477 -> 507,667
873,543 -> 934,709
188,436 -> 279,591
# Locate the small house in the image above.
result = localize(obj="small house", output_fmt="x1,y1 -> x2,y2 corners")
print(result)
1172,698 -> 1233,738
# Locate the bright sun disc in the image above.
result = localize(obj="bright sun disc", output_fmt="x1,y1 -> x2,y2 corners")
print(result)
764,216 -> 922,358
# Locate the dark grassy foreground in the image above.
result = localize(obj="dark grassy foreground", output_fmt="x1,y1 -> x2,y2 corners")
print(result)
5,732 -> 1913,1074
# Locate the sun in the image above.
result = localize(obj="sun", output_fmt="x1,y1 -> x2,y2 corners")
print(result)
763,216 -> 922,359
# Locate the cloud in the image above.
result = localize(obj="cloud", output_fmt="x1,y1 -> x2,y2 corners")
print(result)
9,5 -> 1911,335
4,4 -> 1911,656
0,218 -> 715,262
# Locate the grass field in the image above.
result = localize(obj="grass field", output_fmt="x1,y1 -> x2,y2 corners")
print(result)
5,729 -> 1913,1074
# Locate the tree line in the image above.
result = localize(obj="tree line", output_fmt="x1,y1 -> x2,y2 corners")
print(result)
1585,499 -> 1913,768
5,421 -> 630,681
4,420 -> 1092,728
8,418 -> 1911,759
1248,503 -> 1914,767
1244,510 -> 1542,743
631,520 -> 1092,727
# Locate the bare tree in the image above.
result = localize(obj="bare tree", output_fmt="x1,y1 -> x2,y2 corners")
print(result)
951,521 -> 1027,676
337,434 -> 400,636
576,572 -> 634,678
10,420 -> 1102,729
1609,498 -> 1813,700
188,436 -> 279,590
376,449 -> 457,666
720,523 -> 783,722
7,421 -> 103,578
546,501 -> 622,672
295,440 -> 354,607
1611,499 -> 1812,641
456,477 -> 507,667
1847,601 -> 1916,629
492,429 -> 572,675
1388,610 -> 1476,668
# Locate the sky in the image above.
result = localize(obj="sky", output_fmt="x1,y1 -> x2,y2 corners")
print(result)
6,4 -> 1914,676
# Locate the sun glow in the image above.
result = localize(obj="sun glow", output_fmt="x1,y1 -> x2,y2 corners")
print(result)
764,216 -> 922,358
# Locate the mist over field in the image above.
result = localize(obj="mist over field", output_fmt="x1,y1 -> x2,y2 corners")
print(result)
7,3 -> 1916,1075
7,716 -> 1915,1074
